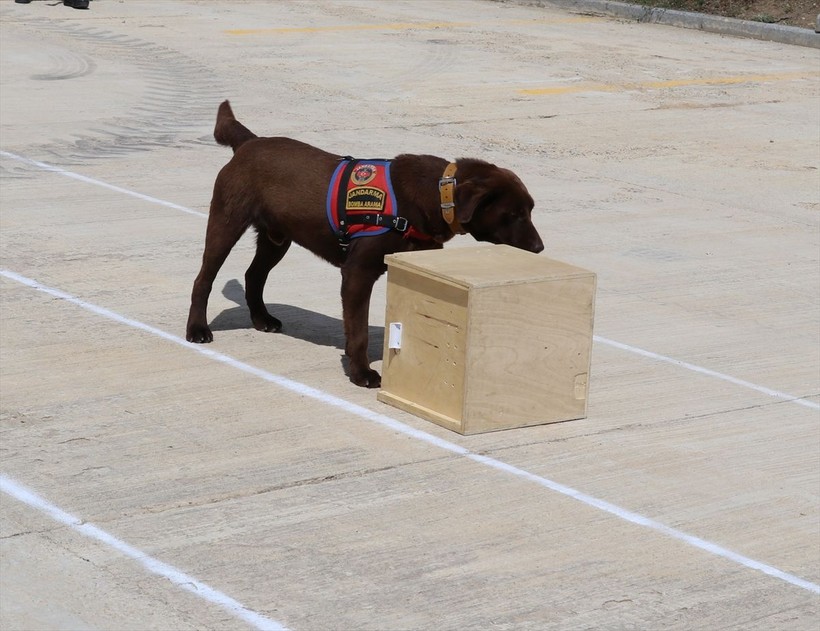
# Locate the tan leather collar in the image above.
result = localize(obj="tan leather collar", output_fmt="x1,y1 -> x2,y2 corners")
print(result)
439,162 -> 466,235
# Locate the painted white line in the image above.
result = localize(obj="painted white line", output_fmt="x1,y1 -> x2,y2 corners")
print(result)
594,336 -> 820,411
0,474 -> 289,631
1,150 -> 815,411
0,150 -> 207,218
2,268 -> 818,596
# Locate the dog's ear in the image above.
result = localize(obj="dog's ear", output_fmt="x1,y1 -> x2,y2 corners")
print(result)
454,180 -> 492,225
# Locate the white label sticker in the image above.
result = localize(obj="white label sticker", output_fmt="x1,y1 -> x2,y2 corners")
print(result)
388,322 -> 402,349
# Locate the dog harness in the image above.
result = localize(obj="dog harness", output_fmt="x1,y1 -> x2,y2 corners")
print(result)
326,158 -> 431,250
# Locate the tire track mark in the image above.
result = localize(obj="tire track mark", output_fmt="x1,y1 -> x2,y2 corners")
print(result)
0,14 -> 226,174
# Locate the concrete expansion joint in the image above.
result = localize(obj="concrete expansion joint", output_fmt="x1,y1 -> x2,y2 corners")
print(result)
515,0 -> 820,48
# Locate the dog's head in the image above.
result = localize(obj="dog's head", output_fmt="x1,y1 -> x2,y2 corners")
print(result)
454,163 -> 544,253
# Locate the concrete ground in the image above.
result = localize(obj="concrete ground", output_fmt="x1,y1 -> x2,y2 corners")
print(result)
1,1 -> 818,630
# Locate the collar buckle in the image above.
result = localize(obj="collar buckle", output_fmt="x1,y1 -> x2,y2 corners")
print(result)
439,175 -> 456,190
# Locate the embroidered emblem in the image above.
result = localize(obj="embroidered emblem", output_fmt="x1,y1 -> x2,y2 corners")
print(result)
351,163 -> 377,186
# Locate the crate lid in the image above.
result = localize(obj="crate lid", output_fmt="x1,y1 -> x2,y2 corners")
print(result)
384,244 -> 594,288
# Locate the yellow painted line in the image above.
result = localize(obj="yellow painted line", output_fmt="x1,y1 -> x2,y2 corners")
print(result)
227,21 -> 469,35
519,72 -> 815,96
225,17 -> 595,36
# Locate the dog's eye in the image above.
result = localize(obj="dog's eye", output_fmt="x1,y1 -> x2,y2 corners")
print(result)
505,212 -> 522,225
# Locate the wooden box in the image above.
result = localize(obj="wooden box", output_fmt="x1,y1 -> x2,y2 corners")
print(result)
377,245 -> 596,434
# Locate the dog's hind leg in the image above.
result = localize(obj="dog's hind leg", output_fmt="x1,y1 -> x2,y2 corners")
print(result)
186,204 -> 249,343
245,231 -> 292,332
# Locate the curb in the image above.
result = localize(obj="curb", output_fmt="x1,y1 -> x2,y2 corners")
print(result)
515,0 -> 820,48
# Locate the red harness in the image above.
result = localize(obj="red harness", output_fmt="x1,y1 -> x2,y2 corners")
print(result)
326,158 -> 432,250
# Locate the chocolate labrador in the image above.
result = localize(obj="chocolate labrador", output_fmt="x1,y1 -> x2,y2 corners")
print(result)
187,101 -> 544,387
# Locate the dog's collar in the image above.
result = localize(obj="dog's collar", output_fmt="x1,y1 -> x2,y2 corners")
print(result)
439,162 -> 466,235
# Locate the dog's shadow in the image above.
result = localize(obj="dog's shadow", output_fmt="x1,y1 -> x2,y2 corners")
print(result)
209,279 -> 385,363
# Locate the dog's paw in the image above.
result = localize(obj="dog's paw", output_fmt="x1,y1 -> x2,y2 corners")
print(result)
251,313 -> 282,333
186,325 -> 213,344
350,368 -> 381,389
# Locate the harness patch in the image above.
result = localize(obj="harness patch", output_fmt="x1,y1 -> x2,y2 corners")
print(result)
326,159 -> 398,240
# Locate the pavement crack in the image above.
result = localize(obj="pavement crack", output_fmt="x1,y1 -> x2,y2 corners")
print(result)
306,113 -> 558,134
0,530 -> 34,540
133,456 -> 451,516
476,396 -> 816,458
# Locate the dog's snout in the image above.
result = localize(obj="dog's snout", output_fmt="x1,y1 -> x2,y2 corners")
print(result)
527,230 -> 545,254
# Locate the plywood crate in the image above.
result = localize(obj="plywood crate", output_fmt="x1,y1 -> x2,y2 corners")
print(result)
377,244 -> 596,434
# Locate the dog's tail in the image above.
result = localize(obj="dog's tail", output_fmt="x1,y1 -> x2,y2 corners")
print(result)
214,100 -> 257,153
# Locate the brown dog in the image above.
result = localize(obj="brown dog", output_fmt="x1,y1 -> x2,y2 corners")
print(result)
187,101 -> 544,387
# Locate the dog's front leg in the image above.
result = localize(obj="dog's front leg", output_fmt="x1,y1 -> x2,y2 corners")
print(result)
340,259 -> 383,388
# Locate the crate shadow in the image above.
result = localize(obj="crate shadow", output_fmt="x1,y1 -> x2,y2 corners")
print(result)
209,279 -> 384,363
